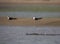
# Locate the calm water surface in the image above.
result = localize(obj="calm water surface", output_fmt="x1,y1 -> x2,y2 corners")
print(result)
0,26 -> 60,44
0,12 -> 60,17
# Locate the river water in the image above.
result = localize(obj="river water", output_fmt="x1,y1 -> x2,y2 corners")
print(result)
0,4 -> 60,17
0,12 -> 60,17
0,26 -> 60,44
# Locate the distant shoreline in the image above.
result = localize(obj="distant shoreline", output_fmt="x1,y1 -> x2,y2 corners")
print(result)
0,6 -> 60,12
0,1 -> 60,5
0,1 -> 60,12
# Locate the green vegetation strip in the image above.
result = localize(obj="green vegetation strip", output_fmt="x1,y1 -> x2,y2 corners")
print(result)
0,6 -> 60,12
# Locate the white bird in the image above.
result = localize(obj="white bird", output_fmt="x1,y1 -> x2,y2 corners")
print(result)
7,16 -> 9,20
33,17 -> 35,20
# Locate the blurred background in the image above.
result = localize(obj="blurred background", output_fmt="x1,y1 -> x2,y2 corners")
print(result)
0,0 -> 60,17
0,0 -> 60,44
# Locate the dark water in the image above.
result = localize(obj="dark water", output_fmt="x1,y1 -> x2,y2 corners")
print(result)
0,26 -> 60,44
0,12 -> 60,17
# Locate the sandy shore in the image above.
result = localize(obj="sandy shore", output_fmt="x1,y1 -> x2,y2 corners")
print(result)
0,16 -> 60,26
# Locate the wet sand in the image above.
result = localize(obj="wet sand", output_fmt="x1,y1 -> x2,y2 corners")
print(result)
0,16 -> 60,26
